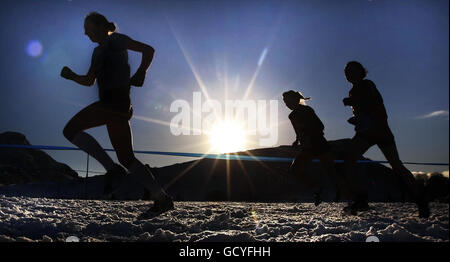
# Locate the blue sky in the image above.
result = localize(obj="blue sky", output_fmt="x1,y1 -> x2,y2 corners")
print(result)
0,0 -> 448,175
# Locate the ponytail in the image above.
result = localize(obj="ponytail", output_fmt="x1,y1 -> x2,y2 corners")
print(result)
106,22 -> 117,33
85,12 -> 117,33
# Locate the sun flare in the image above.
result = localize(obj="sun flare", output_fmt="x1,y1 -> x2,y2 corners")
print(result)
208,121 -> 247,153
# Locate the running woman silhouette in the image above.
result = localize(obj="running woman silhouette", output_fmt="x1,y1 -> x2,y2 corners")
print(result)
342,61 -> 429,218
61,12 -> 173,216
283,90 -> 350,206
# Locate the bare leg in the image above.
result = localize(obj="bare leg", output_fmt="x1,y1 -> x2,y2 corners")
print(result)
318,152 -> 351,201
379,141 -> 430,218
106,119 -> 135,168
291,151 -> 320,193
379,143 -> 420,198
106,119 -> 168,200
63,102 -> 116,170
344,136 -> 373,199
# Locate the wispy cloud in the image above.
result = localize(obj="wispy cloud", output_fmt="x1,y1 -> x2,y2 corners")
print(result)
416,110 -> 449,119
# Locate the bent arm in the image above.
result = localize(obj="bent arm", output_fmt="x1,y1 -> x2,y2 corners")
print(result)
60,66 -> 95,86
289,113 -> 304,143
71,68 -> 96,86
126,38 -> 155,73
68,46 -> 103,86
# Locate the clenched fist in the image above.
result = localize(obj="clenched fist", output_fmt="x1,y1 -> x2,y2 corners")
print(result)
130,69 -> 146,87
61,66 -> 75,80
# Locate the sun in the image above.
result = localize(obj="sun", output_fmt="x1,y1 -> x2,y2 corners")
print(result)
208,120 -> 247,153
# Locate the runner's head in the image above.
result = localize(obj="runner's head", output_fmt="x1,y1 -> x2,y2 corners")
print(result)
84,12 -> 117,43
282,90 -> 310,110
345,61 -> 367,84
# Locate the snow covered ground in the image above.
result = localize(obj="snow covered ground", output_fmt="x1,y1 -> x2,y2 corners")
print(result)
0,195 -> 448,242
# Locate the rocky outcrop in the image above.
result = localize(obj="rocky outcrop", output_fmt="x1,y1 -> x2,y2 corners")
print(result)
0,132 -> 79,185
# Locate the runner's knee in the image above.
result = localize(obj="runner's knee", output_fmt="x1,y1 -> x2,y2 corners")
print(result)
63,122 -> 80,142
117,154 -> 136,169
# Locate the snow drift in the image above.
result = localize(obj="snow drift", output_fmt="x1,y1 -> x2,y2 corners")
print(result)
0,196 -> 447,242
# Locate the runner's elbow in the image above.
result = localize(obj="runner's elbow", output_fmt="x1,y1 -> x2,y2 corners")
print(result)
144,45 -> 155,56
85,75 -> 96,86
149,45 -> 155,54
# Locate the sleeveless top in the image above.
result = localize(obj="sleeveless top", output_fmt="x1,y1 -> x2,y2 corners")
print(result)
289,105 -> 325,145
90,33 -> 131,101
348,79 -> 388,128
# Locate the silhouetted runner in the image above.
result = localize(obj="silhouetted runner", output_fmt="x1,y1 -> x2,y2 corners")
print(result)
342,61 -> 429,218
61,12 -> 173,216
283,90 -> 350,206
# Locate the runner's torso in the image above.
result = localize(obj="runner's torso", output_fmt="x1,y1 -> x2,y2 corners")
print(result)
91,33 -> 131,101
349,79 -> 388,128
289,105 -> 325,145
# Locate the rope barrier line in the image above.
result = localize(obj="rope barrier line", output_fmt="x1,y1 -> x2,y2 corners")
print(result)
0,144 -> 448,166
